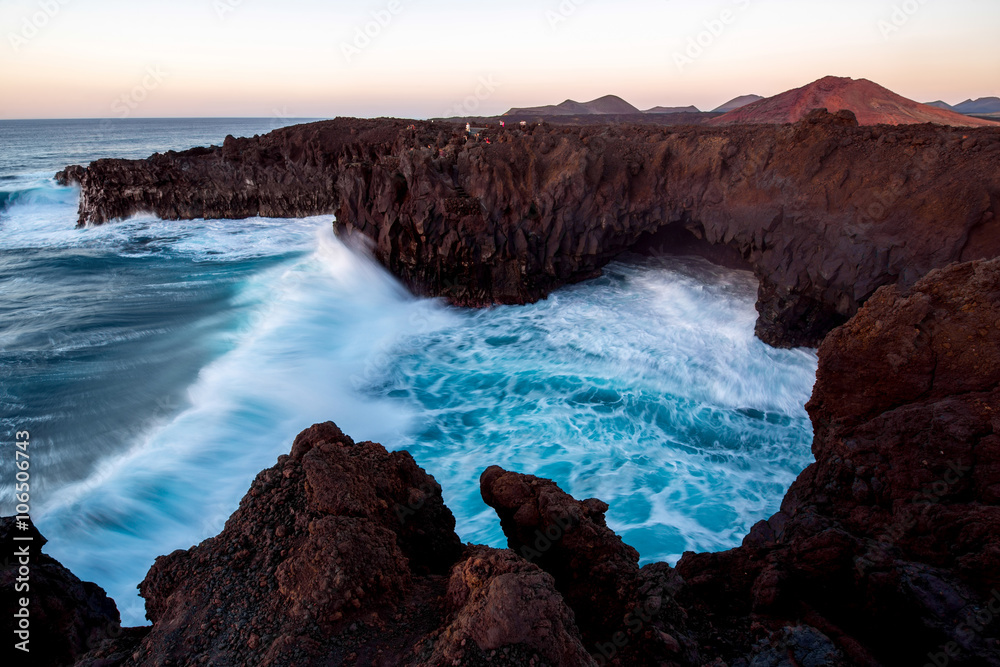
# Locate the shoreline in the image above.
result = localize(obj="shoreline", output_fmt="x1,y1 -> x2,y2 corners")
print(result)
11,256 -> 1000,666
58,111 -> 1000,348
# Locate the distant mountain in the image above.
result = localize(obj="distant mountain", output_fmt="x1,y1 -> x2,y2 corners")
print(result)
505,95 -> 640,116
644,105 -> 701,114
582,95 -> 643,115
712,95 -> 764,113
953,97 -> 1000,114
924,100 -> 954,110
711,76 -> 999,128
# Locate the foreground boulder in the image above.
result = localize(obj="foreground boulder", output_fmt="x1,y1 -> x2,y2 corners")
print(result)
62,113 -> 1000,347
422,547 -> 594,666
0,518 -> 126,667
92,422 -> 583,667
481,466 -> 698,666
480,466 -> 642,645
132,422 -> 459,666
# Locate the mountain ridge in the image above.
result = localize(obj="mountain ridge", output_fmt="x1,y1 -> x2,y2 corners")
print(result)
712,76 -> 999,127
711,94 -> 764,113
504,94 -> 640,116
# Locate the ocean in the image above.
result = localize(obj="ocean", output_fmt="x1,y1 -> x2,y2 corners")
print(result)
0,118 -> 818,625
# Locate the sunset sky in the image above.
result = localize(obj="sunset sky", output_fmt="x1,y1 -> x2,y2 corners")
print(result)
1,0 -> 998,119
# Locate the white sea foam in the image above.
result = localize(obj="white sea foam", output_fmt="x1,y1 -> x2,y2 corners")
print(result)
33,225 -> 459,623
6,184 -> 817,627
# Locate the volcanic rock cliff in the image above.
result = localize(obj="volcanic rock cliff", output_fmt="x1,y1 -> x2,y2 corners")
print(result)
16,257 -> 997,667
61,113 -> 1000,347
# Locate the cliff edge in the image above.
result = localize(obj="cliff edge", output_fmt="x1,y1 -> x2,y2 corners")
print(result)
60,113 -> 1000,347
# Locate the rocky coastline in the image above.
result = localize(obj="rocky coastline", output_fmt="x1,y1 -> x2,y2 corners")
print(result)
8,257 -> 1000,666
58,113 -> 1000,348
22,113 -> 999,665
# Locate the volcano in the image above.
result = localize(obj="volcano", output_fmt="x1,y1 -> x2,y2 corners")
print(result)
504,94 -> 640,116
712,76 -> 999,127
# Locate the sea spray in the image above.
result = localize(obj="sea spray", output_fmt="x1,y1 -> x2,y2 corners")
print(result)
364,255 -> 817,564
1,120 -> 817,626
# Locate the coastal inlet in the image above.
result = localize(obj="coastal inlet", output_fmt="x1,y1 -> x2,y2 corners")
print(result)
1,167 -> 814,625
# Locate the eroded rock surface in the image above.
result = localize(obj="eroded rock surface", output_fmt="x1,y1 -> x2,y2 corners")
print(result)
677,259 -> 1000,666
62,114 -> 1000,347
12,259 -> 999,666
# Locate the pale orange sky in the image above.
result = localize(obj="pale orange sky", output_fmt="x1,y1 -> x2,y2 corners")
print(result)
1,0 -> 998,119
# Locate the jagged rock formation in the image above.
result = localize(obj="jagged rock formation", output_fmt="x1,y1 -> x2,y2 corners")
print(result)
77,423 -> 591,666
0,518 -> 128,667
12,257 -> 993,666
60,112 -> 1000,347
675,258 -> 1000,666
480,466 -> 642,647
128,423 -> 469,666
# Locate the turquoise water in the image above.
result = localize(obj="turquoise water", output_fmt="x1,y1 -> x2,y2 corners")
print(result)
0,120 -> 818,625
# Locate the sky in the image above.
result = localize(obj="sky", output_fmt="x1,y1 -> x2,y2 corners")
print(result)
1,0 -> 998,119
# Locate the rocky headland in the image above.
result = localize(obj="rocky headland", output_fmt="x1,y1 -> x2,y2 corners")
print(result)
59,111 -> 1000,347
9,257 -> 1000,666
32,104 -> 1000,665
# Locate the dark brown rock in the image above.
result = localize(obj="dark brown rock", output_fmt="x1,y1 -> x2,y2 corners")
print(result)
480,466 -> 640,647
676,258 -> 1000,666
37,259 -> 1000,666
0,518 -> 124,667
127,422 -> 464,666
63,115 -> 1000,347
422,546 -> 594,666
54,164 -> 86,187
109,425 -> 602,667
